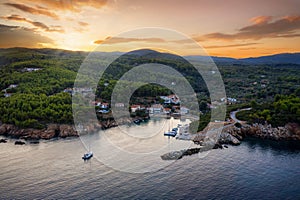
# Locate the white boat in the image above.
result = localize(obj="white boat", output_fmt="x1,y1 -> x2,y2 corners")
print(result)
82,152 -> 93,160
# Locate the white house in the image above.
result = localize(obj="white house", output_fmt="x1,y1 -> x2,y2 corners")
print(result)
131,105 -> 141,113
220,97 -> 237,104
148,104 -> 163,114
163,107 -> 171,114
24,68 -> 41,72
4,93 -> 12,98
160,94 -> 180,104
8,84 -> 18,89
100,102 -> 109,109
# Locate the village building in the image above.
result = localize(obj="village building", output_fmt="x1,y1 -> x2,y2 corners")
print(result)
131,105 -> 141,113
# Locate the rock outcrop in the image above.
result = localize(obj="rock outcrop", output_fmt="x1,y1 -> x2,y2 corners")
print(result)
0,116 -> 150,140
218,132 -> 241,145
99,120 -> 118,129
163,122 -> 300,161
239,123 -> 300,141
59,124 -> 78,138
0,123 -> 80,140
193,122 -> 300,148
161,148 -> 203,160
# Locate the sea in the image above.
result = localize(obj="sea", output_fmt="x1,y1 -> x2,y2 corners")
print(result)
0,117 -> 299,199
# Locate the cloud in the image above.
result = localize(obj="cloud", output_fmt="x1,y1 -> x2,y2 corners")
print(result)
93,37 -> 166,44
93,39 -> 105,44
75,21 -> 89,32
20,0 -> 108,12
1,15 -> 64,33
250,16 -> 273,25
78,21 -> 89,26
4,3 -> 59,19
204,43 -> 259,49
201,15 -> 300,41
0,24 -> 54,48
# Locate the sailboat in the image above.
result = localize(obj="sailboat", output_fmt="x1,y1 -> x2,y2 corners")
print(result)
82,134 -> 93,160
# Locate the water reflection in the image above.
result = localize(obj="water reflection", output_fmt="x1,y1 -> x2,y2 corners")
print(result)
244,137 -> 300,154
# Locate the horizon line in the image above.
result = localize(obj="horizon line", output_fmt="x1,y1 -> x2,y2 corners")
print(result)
1,46 -> 299,59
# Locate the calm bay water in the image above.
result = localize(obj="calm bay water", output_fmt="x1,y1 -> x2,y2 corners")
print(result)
0,119 -> 299,199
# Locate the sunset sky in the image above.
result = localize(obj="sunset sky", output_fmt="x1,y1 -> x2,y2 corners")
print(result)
0,0 -> 300,58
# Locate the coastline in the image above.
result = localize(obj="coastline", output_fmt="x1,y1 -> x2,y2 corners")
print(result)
0,116 -> 148,141
0,123 -> 80,140
161,109 -> 300,160
1,111 -> 299,148
161,122 -> 300,160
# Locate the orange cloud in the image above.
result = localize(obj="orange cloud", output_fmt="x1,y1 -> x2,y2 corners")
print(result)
93,37 -> 166,44
204,43 -> 259,49
201,15 -> 300,41
4,3 -> 59,19
250,16 -> 272,24
1,15 -> 64,33
78,21 -> 89,26
21,0 -> 108,12
0,24 -> 54,48
94,39 -> 105,44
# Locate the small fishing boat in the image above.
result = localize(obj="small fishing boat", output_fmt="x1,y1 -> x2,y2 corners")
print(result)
164,131 -> 177,137
164,118 -> 178,137
82,152 -> 93,160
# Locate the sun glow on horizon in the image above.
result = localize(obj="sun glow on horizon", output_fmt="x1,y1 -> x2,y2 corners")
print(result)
0,0 -> 300,58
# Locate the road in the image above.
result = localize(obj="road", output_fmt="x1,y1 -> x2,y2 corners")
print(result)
230,108 -> 252,123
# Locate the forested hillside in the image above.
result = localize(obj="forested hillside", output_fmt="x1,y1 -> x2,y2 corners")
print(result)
0,48 -> 299,129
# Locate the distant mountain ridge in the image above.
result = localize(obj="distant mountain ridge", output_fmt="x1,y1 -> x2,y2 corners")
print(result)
1,47 -> 300,65
186,53 -> 300,65
118,49 -> 300,65
239,53 -> 300,64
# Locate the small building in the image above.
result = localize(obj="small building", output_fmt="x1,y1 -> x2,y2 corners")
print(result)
160,94 -> 180,104
149,104 -> 163,114
172,105 -> 180,110
220,97 -> 237,105
63,88 -> 73,94
168,94 -> 180,104
131,105 -> 141,113
227,97 -> 237,103
8,84 -> 18,89
24,68 -> 41,72
4,93 -> 12,98
101,102 -> 109,109
163,107 -> 171,114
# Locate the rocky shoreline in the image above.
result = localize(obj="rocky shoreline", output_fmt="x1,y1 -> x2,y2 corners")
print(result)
194,122 -> 300,145
0,116 -> 148,141
161,122 -> 300,160
0,123 -> 80,140
1,116 -> 299,149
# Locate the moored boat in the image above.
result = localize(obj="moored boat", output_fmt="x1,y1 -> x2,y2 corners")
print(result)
164,131 -> 177,137
82,152 -> 93,160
